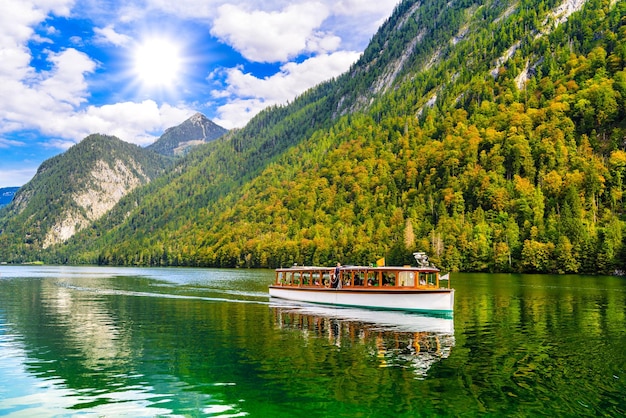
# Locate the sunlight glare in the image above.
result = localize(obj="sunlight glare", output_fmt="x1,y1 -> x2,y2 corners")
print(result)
133,38 -> 182,87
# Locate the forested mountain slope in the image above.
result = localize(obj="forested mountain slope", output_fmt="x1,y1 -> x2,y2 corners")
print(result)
11,0 -> 626,274
0,134 -> 170,259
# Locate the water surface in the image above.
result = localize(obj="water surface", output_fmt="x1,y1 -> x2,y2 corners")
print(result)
0,266 -> 624,416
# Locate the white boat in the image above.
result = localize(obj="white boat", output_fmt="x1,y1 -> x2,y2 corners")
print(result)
269,254 -> 454,313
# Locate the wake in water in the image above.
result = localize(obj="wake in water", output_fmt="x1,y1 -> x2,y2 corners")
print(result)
56,282 -> 272,306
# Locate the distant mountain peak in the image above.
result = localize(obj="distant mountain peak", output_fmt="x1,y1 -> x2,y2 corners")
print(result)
148,112 -> 228,157
189,112 -> 207,124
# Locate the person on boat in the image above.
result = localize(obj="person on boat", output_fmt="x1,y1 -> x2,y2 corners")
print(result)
332,263 -> 342,288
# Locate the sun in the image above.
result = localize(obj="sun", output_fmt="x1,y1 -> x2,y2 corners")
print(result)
133,37 -> 182,88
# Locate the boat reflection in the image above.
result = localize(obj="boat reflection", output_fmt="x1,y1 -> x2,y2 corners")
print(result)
270,300 -> 455,379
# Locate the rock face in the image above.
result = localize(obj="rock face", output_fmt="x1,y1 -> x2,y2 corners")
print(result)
147,112 -> 228,156
42,159 -> 148,248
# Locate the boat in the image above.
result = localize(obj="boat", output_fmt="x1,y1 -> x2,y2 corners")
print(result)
269,252 -> 454,313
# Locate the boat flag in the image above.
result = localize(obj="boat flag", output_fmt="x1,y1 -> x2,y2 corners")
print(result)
376,258 -> 385,267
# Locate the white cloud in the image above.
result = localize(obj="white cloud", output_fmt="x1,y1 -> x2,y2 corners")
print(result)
0,167 -> 39,188
0,0 -> 72,53
45,25 -> 59,36
108,0 -> 398,59
205,0 -> 398,128
141,0 -> 215,19
0,138 -> 26,148
0,0 -> 194,153
334,0 -> 399,15
29,101 -> 194,147
0,46 -> 96,140
39,48 -> 96,106
43,138 -> 75,150
117,4 -> 150,23
212,98 -> 267,130
77,101 -> 194,145
137,0 -> 399,21
69,36 -> 84,46
0,0 -> 400,185
0,1 -> 46,42
94,25 -> 132,46
0,3 -> 40,79
30,33 -> 54,44
0,0 -> 83,132
0,51 -> 191,150
213,50 -> 360,128
211,2 -> 332,62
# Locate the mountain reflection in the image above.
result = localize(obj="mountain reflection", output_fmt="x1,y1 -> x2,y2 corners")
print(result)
271,303 -> 455,378
40,281 -> 132,370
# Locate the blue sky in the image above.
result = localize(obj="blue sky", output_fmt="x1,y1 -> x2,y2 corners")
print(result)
0,0 -> 398,187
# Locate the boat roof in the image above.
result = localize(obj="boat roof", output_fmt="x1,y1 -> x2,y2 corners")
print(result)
276,265 -> 440,273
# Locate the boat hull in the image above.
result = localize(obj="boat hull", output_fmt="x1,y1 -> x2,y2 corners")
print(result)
268,286 -> 455,313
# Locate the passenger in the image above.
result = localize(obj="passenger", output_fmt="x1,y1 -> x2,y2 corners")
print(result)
332,262 -> 341,288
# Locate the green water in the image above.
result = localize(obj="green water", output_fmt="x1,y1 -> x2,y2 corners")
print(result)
0,266 -> 624,417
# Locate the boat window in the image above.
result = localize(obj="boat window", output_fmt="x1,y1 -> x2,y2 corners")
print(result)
322,273 -> 330,286
342,271 -> 351,287
313,272 -> 323,286
399,271 -> 415,287
353,271 -> 365,286
419,272 -> 436,286
382,272 -> 396,286
366,271 -> 378,286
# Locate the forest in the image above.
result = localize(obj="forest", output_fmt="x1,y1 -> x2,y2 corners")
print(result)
3,0 -> 626,274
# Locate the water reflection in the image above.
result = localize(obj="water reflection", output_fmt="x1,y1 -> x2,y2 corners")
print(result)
2,267 -> 624,417
271,302 -> 455,379
0,270 -> 252,417
40,280 -> 132,371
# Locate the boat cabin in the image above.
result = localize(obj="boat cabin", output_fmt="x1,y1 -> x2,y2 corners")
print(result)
274,266 -> 451,290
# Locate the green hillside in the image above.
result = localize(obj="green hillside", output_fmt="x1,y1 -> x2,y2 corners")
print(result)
0,134 -> 170,261
8,0 -> 626,274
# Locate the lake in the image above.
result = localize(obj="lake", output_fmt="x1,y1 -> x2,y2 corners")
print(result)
0,266 -> 624,417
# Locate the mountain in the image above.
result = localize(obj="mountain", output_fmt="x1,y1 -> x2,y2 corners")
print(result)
0,134 -> 170,258
0,187 -> 19,208
147,113 -> 228,156
4,0 -> 626,274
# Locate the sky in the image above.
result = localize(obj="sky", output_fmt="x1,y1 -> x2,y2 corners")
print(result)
0,0 -> 399,188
